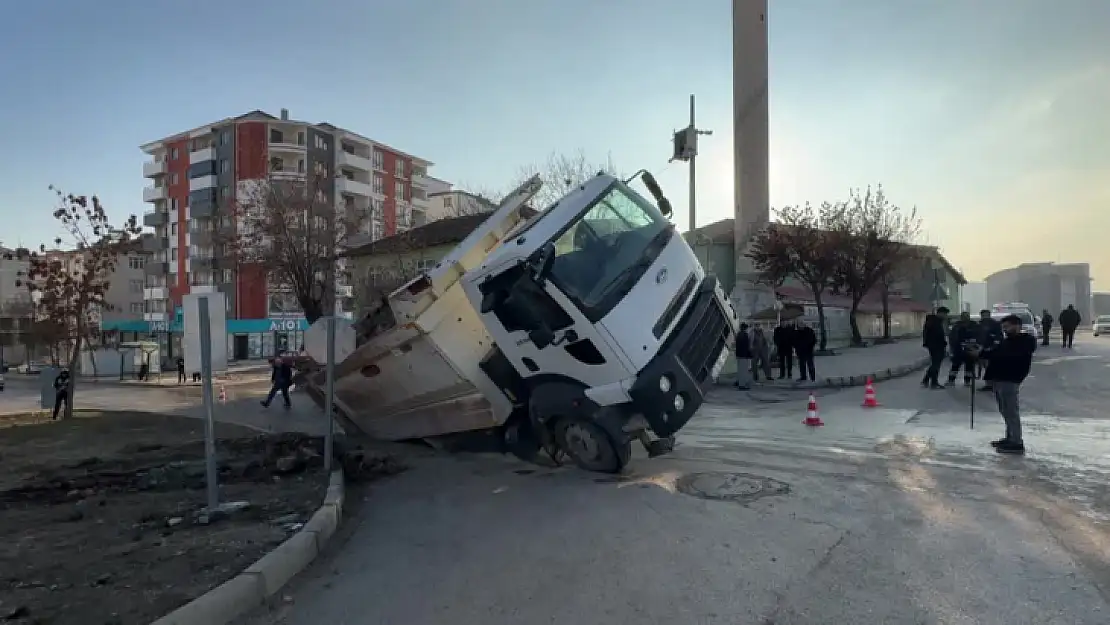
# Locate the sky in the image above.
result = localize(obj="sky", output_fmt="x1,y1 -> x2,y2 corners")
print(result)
0,0 -> 1107,289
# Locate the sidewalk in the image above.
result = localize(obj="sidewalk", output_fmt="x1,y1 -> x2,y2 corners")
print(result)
719,337 -> 929,391
84,366 -> 271,389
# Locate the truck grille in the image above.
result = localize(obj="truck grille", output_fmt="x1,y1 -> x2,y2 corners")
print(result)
677,299 -> 730,384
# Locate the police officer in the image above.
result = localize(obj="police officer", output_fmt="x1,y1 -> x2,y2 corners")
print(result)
976,309 -> 1003,392
947,311 -> 976,386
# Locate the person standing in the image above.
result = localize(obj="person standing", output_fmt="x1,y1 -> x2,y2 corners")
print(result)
52,368 -> 71,420
794,321 -> 818,381
968,314 -> 1037,455
734,323 -> 753,390
946,311 -> 976,386
976,309 -> 1003,392
261,356 -> 294,408
921,307 -> 949,389
1058,304 -> 1081,349
1039,310 -> 1053,347
176,356 -> 186,384
773,320 -> 795,380
750,326 -> 773,382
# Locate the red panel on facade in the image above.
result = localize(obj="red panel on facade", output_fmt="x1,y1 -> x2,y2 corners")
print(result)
237,262 -> 268,319
380,150 -> 411,237
236,122 -> 268,181
234,122 -> 268,319
166,137 -> 190,306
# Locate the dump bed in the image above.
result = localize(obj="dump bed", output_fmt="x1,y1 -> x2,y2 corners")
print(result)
328,176 -> 542,440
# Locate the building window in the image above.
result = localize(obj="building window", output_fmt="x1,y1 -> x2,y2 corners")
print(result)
171,223 -> 177,235
220,130 -> 230,146
372,174 -> 384,195
171,148 -> 179,160
220,159 -> 230,174
129,279 -> 143,293
443,195 -> 453,209
167,272 -> 177,285
170,198 -> 179,212
395,159 -> 405,178
298,131 -> 306,146
270,128 -> 283,144
128,256 -> 145,270
394,180 -> 405,199
372,149 -> 384,170
221,185 -> 231,199
170,172 -> 179,185
130,302 -> 144,314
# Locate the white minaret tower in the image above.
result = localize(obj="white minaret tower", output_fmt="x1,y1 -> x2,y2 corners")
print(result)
730,0 -> 776,318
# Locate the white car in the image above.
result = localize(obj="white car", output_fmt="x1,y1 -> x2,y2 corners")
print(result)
1094,315 -> 1110,337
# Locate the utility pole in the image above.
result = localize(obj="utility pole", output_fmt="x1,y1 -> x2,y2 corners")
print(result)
670,94 -> 713,233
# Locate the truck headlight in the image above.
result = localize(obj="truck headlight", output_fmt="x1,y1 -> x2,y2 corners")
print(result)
673,394 -> 685,412
659,375 -> 672,393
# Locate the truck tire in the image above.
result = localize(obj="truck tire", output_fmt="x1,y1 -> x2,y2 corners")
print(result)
556,418 -> 631,473
502,410 -> 543,464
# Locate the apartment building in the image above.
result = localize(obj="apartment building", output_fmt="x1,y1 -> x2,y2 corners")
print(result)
985,262 -> 1093,320
129,109 -> 439,361
422,188 -> 495,225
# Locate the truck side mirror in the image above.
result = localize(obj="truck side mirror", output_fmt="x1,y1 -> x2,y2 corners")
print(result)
640,172 -> 673,218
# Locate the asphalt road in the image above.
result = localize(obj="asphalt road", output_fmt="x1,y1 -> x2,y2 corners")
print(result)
235,335 -> 1110,625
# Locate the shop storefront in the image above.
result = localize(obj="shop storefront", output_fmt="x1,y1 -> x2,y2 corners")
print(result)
102,313 -> 309,366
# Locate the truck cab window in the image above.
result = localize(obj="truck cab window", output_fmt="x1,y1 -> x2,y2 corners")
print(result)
481,265 -> 573,333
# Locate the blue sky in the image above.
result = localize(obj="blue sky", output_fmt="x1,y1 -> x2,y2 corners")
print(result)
1,0 -> 1107,288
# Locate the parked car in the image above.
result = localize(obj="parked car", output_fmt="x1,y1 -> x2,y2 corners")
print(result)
1094,315 -> 1110,337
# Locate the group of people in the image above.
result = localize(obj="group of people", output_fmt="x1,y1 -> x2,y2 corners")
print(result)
920,306 -> 1046,455
733,319 -> 819,390
1038,304 -> 1083,348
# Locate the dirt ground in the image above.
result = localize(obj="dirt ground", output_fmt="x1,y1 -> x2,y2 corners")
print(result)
0,411 -> 404,625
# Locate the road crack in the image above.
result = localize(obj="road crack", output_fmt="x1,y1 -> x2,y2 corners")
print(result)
761,529 -> 850,625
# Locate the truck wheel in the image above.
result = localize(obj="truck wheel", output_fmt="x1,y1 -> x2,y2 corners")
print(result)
557,418 -> 630,473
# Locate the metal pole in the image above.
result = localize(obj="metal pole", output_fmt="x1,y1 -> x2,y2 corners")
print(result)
198,297 -> 219,512
323,315 -> 336,472
688,94 -> 696,233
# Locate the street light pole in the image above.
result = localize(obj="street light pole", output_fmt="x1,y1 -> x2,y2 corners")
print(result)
672,95 -> 713,233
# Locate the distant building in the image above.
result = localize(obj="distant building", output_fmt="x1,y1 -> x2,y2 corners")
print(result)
422,189 -> 496,225
984,262 -> 1091,319
961,281 -> 987,314
1093,292 -> 1110,318
684,218 -> 967,346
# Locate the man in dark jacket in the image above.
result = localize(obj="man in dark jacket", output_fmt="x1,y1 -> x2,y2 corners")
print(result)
976,309 -> 1003,392
176,356 -> 186,384
794,321 -> 818,381
969,314 -> 1037,455
1040,310 -> 1053,347
261,356 -> 294,408
52,368 -> 71,420
947,311 -> 977,386
773,320 -> 795,380
921,307 -> 949,389
734,323 -> 752,390
1058,304 -> 1081,349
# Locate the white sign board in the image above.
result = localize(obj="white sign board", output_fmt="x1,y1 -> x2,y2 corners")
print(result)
183,292 -> 228,375
303,317 -> 357,364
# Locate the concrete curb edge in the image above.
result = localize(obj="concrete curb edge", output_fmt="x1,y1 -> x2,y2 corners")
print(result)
822,355 -> 931,389
149,468 -> 345,625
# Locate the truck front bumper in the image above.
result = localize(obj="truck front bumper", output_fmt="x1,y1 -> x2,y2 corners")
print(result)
628,276 -> 732,438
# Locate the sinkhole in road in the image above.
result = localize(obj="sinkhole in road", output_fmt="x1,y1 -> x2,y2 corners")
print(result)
675,471 -> 791,503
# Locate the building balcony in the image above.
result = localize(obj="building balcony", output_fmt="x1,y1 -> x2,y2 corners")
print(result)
338,150 -> 372,172
189,175 -> 217,192
336,284 -> 353,298
143,210 -> 168,228
143,186 -> 166,203
143,287 -> 168,300
270,170 -> 306,182
190,284 -> 218,294
143,160 -> 167,178
336,177 -> 373,197
141,235 -> 167,253
189,147 -> 215,163
143,312 -> 169,323
145,261 -> 168,277
269,140 -> 306,154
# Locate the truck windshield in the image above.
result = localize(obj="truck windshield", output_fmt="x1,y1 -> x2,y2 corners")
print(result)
547,181 -> 671,322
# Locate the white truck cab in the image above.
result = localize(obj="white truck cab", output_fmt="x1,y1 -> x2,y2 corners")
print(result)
330,171 -> 738,473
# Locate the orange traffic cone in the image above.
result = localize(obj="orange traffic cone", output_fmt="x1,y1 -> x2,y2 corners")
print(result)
803,393 -> 824,427
861,377 -> 880,408
218,384 -> 227,403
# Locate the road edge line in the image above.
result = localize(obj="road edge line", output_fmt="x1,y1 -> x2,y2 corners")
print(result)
148,468 -> 345,625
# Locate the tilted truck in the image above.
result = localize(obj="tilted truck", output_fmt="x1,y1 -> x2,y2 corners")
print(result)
324,170 -> 739,473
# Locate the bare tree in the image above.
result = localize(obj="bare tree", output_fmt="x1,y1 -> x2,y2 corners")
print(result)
20,187 -> 140,418
514,150 -> 618,208
221,172 -> 366,324
746,203 -> 840,351
875,249 -> 922,342
828,185 -> 923,345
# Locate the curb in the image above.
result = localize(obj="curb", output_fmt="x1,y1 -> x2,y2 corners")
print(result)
88,375 -> 269,389
149,468 -> 345,625
717,355 -> 931,392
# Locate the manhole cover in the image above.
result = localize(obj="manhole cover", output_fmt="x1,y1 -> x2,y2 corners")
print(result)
676,472 -> 790,503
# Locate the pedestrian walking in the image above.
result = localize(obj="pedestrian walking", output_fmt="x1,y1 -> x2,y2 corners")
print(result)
52,368 -> 70,420
794,321 -> 817,381
261,356 -> 294,409
750,326 -> 773,382
1040,310 -> 1053,347
773,320 -> 795,380
968,314 -> 1037,455
976,309 -> 1003,392
921,306 -> 949,389
1058,304 -> 1081,349
734,323 -> 753,390
176,356 -> 186,384
947,311 -> 976,386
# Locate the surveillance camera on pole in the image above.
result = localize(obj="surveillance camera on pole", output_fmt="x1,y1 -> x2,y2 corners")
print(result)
670,95 -> 713,233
